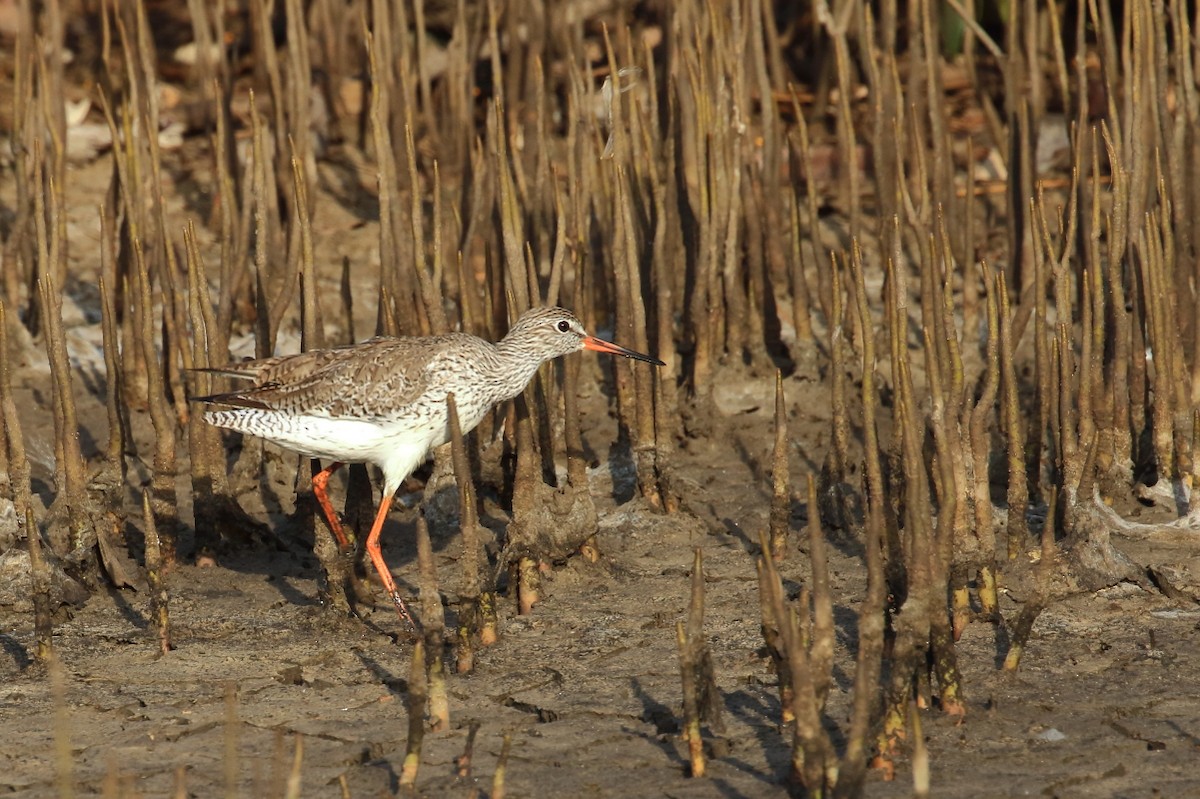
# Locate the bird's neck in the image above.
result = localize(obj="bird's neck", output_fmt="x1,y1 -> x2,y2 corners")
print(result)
492,336 -> 550,400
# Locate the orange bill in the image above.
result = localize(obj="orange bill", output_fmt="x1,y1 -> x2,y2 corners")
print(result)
582,336 -> 665,366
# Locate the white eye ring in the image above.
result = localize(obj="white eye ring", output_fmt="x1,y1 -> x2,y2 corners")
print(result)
556,320 -> 571,333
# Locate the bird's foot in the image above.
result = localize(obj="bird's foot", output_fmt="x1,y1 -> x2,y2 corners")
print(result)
330,520 -> 357,554
337,537 -> 358,559
389,590 -> 423,636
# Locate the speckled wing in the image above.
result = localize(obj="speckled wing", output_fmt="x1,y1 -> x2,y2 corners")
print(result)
193,337 -> 438,420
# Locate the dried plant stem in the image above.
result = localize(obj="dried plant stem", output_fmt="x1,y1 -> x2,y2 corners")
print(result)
876,355 -> 935,771
614,166 -> 661,507
491,730 -> 513,799
182,222 -> 222,557
690,548 -> 723,733
142,490 -> 173,656
511,393 -> 541,615
921,313 -> 966,717
1003,602 -> 1046,672
768,372 -> 790,562
563,351 -> 601,561
837,240 -> 888,798
639,68 -> 683,503
213,82 -> 247,339
399,639 -> 427,789
0,301 -> 33,525
248,93 -> 274,358
1192,411 -> 1200,515
415,514 -> 449,731
97,222 -> 128,483
1138,210 -> 1178,481
806,476 -> 835,708
757,532 -> 834,792
950,575 -> 972,643
675,620 -> 706,778
293,154 -> 323,352
823,253 -> 850,528
910,699 -> 930,798
27,508 -> 53,662
493,102 -> 531,316
516,556 -> 540,616
133,239 -> 179,566
1004,490 -> 1057,671
757,549 -> 794,726
456,721 -> 481,779
447,393 -> 497,667
971,263 -> 1002,625
37,271 -> 87,550
998,271 -> 1029,559
404,123 -> 447,334
4,0 -> 33,314
823,5 -> 861,240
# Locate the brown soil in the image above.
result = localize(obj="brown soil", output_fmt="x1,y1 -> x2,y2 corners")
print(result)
3,146 -> 1200,799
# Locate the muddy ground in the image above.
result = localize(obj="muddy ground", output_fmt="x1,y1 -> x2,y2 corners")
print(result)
3,149 -> 1200,799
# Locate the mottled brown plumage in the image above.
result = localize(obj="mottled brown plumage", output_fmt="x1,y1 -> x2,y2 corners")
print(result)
193,306 -> 662,627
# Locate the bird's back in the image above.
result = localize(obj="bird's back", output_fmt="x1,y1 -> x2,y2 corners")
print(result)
195,333 -> 507,466
202,334 -> 498,416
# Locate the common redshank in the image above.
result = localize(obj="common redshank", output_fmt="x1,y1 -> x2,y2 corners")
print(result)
193,306 -> 664,626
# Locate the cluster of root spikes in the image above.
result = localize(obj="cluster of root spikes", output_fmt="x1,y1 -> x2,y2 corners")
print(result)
3,0 -> 1199,795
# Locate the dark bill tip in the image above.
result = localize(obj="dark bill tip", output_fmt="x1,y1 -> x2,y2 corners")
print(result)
582,336 -> 666,366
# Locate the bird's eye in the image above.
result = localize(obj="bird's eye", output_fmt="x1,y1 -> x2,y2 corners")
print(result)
556,320 -> 571,333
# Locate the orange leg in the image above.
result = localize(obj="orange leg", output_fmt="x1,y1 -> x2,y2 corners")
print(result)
311,461 -> 351,552
364,494 -> 416,629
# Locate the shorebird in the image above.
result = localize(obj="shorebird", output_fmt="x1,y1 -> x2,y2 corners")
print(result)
193,306 -> 664,627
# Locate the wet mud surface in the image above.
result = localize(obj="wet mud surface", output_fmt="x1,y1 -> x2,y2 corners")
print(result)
3,154 -> 1200,799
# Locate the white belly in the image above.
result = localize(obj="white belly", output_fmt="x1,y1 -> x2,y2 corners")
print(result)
206,408 -> 438,491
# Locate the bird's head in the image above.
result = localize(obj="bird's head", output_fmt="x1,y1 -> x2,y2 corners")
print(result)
506,306 -> 664,365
